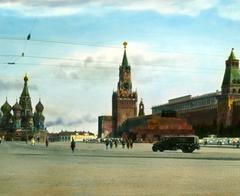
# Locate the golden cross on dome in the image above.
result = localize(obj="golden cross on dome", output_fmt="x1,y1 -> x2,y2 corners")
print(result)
123,41 -> 128,49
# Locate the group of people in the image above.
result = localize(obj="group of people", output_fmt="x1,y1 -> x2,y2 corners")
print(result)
105,138 -> 133,149
29,136 -> 76,152
30,137 -> 49,147
4,136 -> 134,153
105,139 -> 118,149
29,137 -> 133,152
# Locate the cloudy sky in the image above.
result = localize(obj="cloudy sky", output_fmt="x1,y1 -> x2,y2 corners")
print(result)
0,0 -> 240,133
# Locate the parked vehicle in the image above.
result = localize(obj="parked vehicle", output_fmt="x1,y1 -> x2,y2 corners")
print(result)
152,135 -> 200,153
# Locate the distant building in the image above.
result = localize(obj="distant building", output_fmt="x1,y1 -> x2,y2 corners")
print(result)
0,74 -> 45,132
98,116 -> 112,138
120,114 -> 193,143
152,92 -> 219,132
152,49 -> 240,136
48,131 -> 96,142
71,132 -> 96,142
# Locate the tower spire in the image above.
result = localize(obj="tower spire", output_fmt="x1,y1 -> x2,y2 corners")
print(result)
122,41 -> 129,66
21,73 -> 30,96
138,98 -> 145,116
19,73 -> 33,129
228,48 -> 236,61
222,48 -> 240,95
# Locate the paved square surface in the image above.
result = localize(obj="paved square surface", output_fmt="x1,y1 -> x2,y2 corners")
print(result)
0,142 -> 240,196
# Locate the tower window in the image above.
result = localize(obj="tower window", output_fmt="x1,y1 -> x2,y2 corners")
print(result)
232,89 -> 236,93
233,79 -> 236,84
238,89 -> 240,94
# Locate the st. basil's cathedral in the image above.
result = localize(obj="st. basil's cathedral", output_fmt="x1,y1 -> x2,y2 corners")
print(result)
0,74 -> 45,133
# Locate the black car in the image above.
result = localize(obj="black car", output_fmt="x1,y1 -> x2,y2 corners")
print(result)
152,135 -> 200,153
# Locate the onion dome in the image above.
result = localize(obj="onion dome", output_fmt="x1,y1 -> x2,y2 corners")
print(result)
12,100 -> 22,111
36,100 -> 44,112
1,100 -> 12,113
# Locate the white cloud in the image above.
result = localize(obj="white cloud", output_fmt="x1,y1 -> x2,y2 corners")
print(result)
217,0 -> 240,21
0,2 -> 81,17
8,0 -> 240,23
0,78 -> 38,91
4,0 -> 240,22
0,0 -> 218,17
45,42 -> 194,84
121,0 -> 217,16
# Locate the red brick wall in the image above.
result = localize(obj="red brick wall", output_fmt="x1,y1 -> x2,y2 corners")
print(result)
178,107 -> 217,127
112,96 -> 137,136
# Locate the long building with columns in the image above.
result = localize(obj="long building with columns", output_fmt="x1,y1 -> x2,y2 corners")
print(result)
152,49 -> 240,137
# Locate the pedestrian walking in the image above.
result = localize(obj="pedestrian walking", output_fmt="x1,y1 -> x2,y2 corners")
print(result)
237,140 -> 240,148
105,139 -> 109,149
71,138 -> 76,153
109,140 -> 113,149
114,140 -> 118,148
45,137 -> 49,148
121,140 -> 125,148
127,140 -> 130,149
129,139 -> 133,149
31,138 -> 35,146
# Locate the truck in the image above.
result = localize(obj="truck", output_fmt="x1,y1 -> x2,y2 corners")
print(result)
152,135 -> 200,153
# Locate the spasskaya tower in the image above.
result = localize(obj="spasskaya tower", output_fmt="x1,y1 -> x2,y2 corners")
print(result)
112,42 -> 138,137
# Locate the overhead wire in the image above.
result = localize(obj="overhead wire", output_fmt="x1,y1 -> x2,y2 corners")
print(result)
0,60 -> 224,73
0,32 -> 231,75
21,18 -> 37,57
0,53 -> 225,72
7,18 -> 37,65
0,35 -> 229,77
0,36 -> 232,57
0,37 -> 120,49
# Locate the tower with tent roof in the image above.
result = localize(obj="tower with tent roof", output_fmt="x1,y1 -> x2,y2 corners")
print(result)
217,48 -> 240,131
